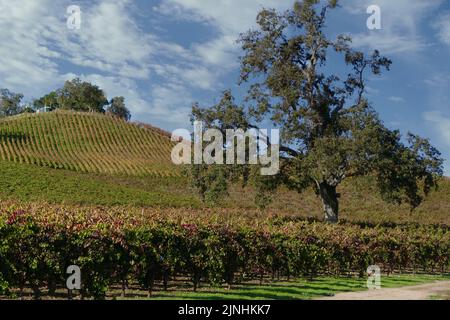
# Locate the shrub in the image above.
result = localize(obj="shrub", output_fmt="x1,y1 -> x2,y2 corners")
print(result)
0,206 -> 448,298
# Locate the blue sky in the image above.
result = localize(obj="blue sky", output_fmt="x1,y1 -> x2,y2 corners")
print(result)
1,0 -> 450,174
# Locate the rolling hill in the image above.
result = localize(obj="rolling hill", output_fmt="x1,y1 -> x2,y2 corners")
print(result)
0,110 -> 448,225
0,110 -> 178,176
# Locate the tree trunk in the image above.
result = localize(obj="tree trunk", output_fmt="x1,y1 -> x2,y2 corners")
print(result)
319,182 -> 339,223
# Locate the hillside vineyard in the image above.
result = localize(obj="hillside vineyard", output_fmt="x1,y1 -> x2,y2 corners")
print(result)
0,111 -> 178,176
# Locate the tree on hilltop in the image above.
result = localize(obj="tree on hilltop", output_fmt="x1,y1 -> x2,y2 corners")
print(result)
34,78 -> 109,113
33,91 -> 59,111
58,78 -> 108,113
189,0 -> 443,223
107,96 -> 131,121
0,89 -> 24,117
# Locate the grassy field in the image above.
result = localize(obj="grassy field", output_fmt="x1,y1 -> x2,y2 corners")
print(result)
4,274 -> 447,300
0,160 -> 197,207
0,157 -> 448,225
135,274 -> 449,300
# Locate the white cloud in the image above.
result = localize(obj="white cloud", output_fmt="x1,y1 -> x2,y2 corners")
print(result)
57,0 -> 154,79
147,84 -> 193,127
152,1 -> 210,24
159,0 -> 291,34
192,34 -> 238,68
151,63 -> 218,91
423,111 -> 450,144
365,86 -> 380,96
344,0 -> 443,54
423,74 -> 450,134
433,12 -> 450,45
0,0 -> 204,128
156,0 -> 443,61
423,111 -> 450,175
424,74 -> 450,87
388,96 -> 405,103
157,0 -> 292,69
351,33 -> 426,55
80,74 -> 148,114
1,0 -> 447,135
154,0 -> 444,93
0,0 -> 155,90
64,74 -> 193,128
0,0 -> 67,94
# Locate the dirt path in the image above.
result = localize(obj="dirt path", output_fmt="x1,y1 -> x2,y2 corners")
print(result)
319,281 -> 450,300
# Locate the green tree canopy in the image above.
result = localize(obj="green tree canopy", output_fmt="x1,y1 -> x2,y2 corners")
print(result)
189,0 -> 443,223
34,78 -> 108,113
58,78 -> 108,113
107,96 -> 131,121
0,89 -> 24,117
33,91 -> 59,111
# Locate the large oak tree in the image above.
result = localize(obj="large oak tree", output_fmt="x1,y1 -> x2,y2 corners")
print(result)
190,0 -> 443,223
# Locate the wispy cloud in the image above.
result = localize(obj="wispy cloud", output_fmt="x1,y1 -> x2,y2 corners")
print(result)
344,0 -> 443,55
433,12 -> 450,45
156,0 -> 293,69
0,0 -> 449,141
61,0 -> 154,79
0,0 -> 66,93
0,0 -> 213,127
388,96 -> 405,103
423,111 -> 450,144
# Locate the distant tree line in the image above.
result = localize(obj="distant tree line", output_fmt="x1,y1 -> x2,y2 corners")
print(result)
0,78 -> 131,121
